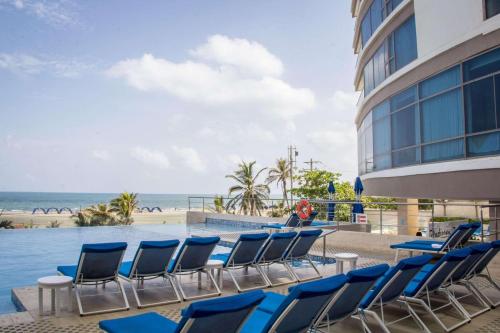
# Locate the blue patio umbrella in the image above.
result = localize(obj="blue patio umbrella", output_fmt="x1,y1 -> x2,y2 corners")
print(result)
327,181 -> 336,221
352,203 -> 364,214
354,176 -> 364,200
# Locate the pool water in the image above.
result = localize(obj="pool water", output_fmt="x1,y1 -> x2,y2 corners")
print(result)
0,224 -> 237,314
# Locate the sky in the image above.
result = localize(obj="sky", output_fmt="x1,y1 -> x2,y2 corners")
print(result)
0,0 -> 358,194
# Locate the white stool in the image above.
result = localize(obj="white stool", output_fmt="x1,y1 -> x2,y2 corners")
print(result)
334,253 -> 359,274
205,259 -> 224,288
38,276 -> 73,316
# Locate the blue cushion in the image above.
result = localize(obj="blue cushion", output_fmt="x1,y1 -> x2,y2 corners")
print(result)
139,240 -> 180,249
270,232 -> 297,240
491,240 -> 500,248
240,233 -> 269,241
240,307 -> 273,333
210,253 -> 230,265
82,242 -> 127,253
390,242 -> 442,251
184,237 -> 220,246
57,265 -> 77,279
346,264 -> 389,283
256,292 -> 287,314
99,312 -> 177,333
297,229 -> 323,238
261,224 -> 284,229
119,261 -> 133,277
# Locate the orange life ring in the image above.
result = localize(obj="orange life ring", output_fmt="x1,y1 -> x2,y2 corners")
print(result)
296,199 -> 313,220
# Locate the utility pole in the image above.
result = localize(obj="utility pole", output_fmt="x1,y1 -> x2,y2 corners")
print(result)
304,158 -> 321,171
288,146 -> 298,206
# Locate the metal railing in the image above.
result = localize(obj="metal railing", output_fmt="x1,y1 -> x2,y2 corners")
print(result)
187,196 -> 499,241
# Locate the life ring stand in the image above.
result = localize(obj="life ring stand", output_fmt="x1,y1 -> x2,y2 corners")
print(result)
295,199 -> 313,220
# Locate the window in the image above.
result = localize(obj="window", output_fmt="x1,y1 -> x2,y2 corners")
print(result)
421,88 -> 463,143
392,147 -> 419,167
361,14 -> 372,46
373,44 -> 386,87
485,0 -> 500,19
422,139 -> 464,163
394,16 -> 417,71
467,131 -> 500,156
419,66 -> 461,98
360,0 -> 405,48
371,0 -> 383,33
364,58 -> 375,95
496,75 -> 500,127
373,100 -> 390,121
391,85 -> 417,111
384,0 -> 403,18
464,77 -> 496,134
463,47 -> 500,82
392,105 -> 418,149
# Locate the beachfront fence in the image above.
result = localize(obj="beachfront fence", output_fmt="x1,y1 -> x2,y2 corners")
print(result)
187,196 -> 499,241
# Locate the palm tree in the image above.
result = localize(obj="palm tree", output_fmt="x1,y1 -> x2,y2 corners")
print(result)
225,161 -> 270,216
212,195 -> 225,213
72,211 -> 90,227
110,192 -> 139,225
266,158 -> 290,208
85,203 -> 116,226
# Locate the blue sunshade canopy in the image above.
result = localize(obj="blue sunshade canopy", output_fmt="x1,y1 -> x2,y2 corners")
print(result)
354,177 -> 364,195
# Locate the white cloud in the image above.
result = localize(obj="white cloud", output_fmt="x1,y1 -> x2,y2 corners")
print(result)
0,0 -> 78,26
106,36 -> 315,119
91,149 -> 111,161
190,34 -> 283,77
0,53 -> 91,77
242,123 -> 276,142
329,90 -> 359,112
131,146 -> 170,169
172,146 -> 206,173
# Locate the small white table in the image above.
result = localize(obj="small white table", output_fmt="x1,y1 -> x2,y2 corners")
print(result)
38,276 -> 72,317
206,259 -> 224,288
334,253 -> 359,274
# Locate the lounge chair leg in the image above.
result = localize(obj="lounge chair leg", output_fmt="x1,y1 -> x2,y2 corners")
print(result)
255,265 -> 272,287
128,276 -> 181,308
404,301 -> 431,333
226,267 -> 267,293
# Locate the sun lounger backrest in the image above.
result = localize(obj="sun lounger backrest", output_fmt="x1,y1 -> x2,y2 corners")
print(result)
325,264 -> 389,322
459,222 -> 481,246
285,229 -> 322,259
449,243 -> 490,282
285,213 -> 300,227
77,242 -> 127,281
410,248 -> 470,296
131,240 -> 179,277
361,255 -> 432,309
442,224 -> 471,250
170,237 -> 220,271
177,290 -> 265,333
227,233 -> 269,266
468,240 -> 500,276
301,211 -> 318,227
256,232 -> 297,263
265,274 -> 348,333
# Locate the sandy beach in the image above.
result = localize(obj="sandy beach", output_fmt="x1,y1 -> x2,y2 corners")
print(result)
0,210 -> 188,228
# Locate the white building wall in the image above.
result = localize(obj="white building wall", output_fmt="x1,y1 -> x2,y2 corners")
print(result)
414,0 -> 500,59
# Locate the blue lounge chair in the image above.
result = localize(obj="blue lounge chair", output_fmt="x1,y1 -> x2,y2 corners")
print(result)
57,242 -> 129,316
118,240 -> 180,308
167,236 -> 221,301
261,213 -> 300,230
357,255 -> 433,333
254,231 -> 298,287
282,229 -> 323,282
443,243 -> 492,318
390,223 -> 474,262
210,233 -> 270,292
240,274 -> 349,333
300,210 -> 318,227
464,240 -> 500,308
401,248 -> 471,332
100,290 -> 266,333
314,264 -> 390,331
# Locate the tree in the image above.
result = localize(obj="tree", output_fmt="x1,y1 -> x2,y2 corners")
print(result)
225,161 -> 270,216
110,192 -> 139,225
212,195 -> 225,213
84,203 -> 116,226
266,158 -> 290,208
292,169 -> 355,221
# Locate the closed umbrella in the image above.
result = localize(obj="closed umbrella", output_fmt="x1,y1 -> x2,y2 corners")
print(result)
354,176 -> 364,201
327,181 -> 336,221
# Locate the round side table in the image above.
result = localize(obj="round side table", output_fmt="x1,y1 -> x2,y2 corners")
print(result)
334,253 -> 359,274
38,276 -> 73,317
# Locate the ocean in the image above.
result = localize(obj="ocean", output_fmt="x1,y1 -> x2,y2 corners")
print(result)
0,192 -> 204,212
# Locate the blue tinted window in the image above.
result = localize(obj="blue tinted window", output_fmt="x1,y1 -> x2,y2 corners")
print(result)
370,0 -> 383,33
364,59 -> 374,95
463,47 -> 500,82
496,75 -> 500,128
372,100 -> 390,121
419,66 -> 461,98
374,153 -> 391,170
422,139 -> 464,163
374,116 -> 391,155
394,16 -> 417,70
421,88 -> 463,143
486,0 -> 500,18
373,44 -> 386,87
392,105 -> 418,149
392,147 -> 419,167
385,0 -> 403,18
391,85 -> 417,111
361,13 -> 371,46
464,77 -> 496,134
467,131 -> 500,157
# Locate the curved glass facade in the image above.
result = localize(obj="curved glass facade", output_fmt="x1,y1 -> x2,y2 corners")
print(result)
358,47 -> 500,175
360,0 -> 404,47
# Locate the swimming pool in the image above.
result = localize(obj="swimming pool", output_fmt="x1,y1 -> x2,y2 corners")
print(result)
0,223 -> 240,314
